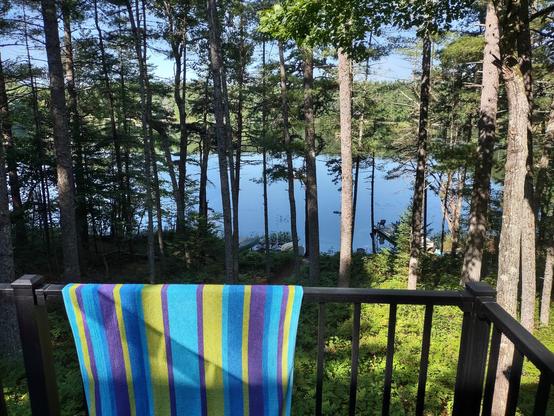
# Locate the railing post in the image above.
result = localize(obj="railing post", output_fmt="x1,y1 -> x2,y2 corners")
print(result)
452,282 -> 495,415
12,275 -> 59,415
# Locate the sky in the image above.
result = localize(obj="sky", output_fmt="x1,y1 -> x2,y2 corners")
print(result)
1,4 -> 417,87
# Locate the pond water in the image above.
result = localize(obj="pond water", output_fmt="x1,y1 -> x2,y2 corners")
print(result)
166,153 -> 444,253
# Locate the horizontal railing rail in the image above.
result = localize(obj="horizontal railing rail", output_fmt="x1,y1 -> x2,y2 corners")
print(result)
0,275 -> 552,416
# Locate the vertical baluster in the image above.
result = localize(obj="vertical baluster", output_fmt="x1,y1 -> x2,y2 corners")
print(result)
532,373 -> 551,416
382,304 -> 397,416
316,302 -> 326,416
349,303 -> 361,416
415,305 -> 433,416
452,283 -> 494,415
505,348 -> 524,416
482,325 -> 501,416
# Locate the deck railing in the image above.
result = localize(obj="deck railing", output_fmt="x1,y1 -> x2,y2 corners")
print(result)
0,275 -> 553,415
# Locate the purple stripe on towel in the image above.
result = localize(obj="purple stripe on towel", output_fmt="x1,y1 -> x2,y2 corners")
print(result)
98,285 -> 131,416
162,285 -> 177,416
196,285 -> 207,416
248,286 -> 267,415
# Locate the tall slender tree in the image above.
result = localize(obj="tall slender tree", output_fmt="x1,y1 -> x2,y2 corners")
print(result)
303,48 -> 320,283
206,0 -> 235,281
0,55 -> 17,354
408,28 -> 431,290
62,1 -> 88,264
40,0 -> 81,279
92,0 -> 126,242
338,48 -> 353,287
125,0 -> 156,281
492,0 -> 533,409
0,55 -> 25,247
461,0 -> 501,283
278,41 -> 299,266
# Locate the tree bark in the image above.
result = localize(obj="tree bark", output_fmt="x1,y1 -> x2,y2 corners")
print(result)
40,0 -> 81,280
408,29 -> 431,290
303,48 -> 320,284
0,55 -> 25,247
461,1 -> 501,282
278,42 -> 299,265
518,0 -> 536,334
206,0 -> 234,282
338,49 -> 353,287
491,59 -> 530,416
540,245 -> 553,326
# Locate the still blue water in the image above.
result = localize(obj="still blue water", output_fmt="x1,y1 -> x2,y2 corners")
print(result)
164,154 -> 444,253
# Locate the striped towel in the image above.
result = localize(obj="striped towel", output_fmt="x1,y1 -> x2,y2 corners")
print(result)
62,284 -> 303,416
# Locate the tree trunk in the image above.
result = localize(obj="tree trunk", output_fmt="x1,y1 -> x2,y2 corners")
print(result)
0,55 -> 26,247
92,0 -> 125,242
461,0 -> 501,282
206,0 -> 234,282
0,123 -> 18,353
491,59 -> 530,416
536,98 -> 554,244
278,42 -> 299,265
174,37 -> 188,236
23,7 -> 52,262
62,3 -> 88,269
125,0 -> 155,282
338,49 -> 353,287
540,245 -> 553,326
262,40 -> 270,276
0,141 -> 14,283
304,48 -> 320,283
450,168 -> 466,256
40,0 -> 81,280
370,152 -> 376,253
352,155 -> 360,248
440,172 -> 452,255
518,0 -> 536,334
408,29 -> 431,290
198,77 -> 210,225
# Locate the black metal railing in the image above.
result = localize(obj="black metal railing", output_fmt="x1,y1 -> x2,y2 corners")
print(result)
0,275 -> 552,416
